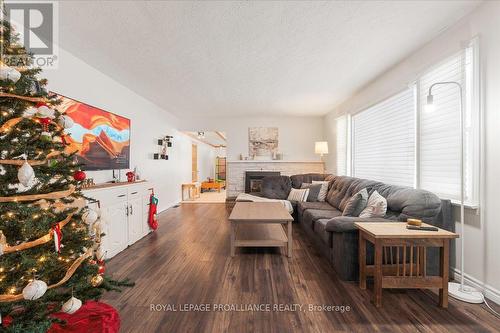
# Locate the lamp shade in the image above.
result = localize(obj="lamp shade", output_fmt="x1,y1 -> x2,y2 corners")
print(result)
314,141 -> 329,155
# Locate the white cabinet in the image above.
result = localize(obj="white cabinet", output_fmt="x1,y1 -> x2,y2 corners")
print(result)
83,181 -> 152,260
101,200 -> 129,258
127,197 -> 143,245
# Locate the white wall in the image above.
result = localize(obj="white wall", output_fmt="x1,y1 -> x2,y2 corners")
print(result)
323,1 -> 500,302
44,48 -> 193,211
192,139 -> 217,182
181,116 -> 325,161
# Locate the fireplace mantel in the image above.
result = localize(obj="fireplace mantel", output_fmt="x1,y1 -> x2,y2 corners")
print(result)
226,160 -> 325,198
228,160 -> 323,164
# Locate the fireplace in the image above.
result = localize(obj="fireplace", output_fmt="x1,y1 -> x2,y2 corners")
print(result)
245,171 -> 280,196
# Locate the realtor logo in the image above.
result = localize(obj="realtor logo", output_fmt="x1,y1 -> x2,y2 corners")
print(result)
1,0 -> 59,68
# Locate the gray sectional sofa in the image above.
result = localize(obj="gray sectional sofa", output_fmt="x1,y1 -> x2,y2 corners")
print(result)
260,173 -> 454,281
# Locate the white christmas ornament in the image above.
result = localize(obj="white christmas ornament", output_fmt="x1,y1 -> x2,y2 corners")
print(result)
0,66 -> 21,83
18,161 -> 35,186
37,105 -> 55,119
58,115 -> 74,129
62,296 -> 82,314
22,279 -> 47,300
23,107 -> 38,118
82,208 -> 99,225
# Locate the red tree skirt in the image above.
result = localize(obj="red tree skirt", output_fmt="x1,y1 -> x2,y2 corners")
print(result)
48,301 -> 120,333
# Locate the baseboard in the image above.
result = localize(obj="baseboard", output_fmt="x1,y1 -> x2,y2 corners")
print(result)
451,268 -> 500,305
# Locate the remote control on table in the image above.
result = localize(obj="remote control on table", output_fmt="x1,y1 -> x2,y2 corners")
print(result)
406,225 -> 439,231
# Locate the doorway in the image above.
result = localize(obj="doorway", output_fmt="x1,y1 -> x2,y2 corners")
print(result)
183,131 -> 227,203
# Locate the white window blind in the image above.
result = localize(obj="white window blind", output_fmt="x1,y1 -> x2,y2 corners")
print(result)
335,115 -> 347,175
352,89 -> 415,187
418,47 -> 476,203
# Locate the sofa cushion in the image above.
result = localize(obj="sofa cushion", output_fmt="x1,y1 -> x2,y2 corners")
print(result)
303,208 -> 342,229
261,176 -> 291,200
342,188 -> 368,216
359,190 -> 387,218
300,183 -> 322,202
290,173 -> 333,189
325,216 -> 393,233
297,201 -> 336,218
312,180 -> 329,202
314,219 -> 332,246
287,188 -> 309,202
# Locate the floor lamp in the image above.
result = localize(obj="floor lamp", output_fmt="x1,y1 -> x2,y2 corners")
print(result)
426,81 -> 483,304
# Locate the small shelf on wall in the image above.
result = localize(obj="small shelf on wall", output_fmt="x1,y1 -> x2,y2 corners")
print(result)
153,135 -> 173,160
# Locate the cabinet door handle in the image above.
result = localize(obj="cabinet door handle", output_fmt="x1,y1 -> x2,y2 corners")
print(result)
130,204 -> 133,215
131,191 -> 138,195
126,205 -> 129,216
118,194 -> 126,198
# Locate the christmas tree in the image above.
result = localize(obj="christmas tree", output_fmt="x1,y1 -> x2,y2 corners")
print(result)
0,19 -> 130,332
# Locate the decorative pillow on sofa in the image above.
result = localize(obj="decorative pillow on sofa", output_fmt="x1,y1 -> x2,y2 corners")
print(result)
287,188 -> 310,202
342,188 -> 368,216
300,183 -> 322,202
312,180 -> 329,202
359,190 -> 387,218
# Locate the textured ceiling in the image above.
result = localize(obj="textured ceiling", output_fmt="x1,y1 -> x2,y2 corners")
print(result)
58,1 -> 481,118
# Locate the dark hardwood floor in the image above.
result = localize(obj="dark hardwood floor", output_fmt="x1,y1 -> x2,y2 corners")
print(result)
102,204 -> 500,333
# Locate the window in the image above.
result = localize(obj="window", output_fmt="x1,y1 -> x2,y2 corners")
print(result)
336,40 -> 479,205
352,89 -> 416,187
418,44 -> 479,204
335,115 -> 348,176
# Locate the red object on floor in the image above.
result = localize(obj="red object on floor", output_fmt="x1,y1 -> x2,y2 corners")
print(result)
48,301 -> 120,333
148,193 -> 159,230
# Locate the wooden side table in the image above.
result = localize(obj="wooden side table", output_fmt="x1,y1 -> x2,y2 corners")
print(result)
181,183 -> 200,201
355,222 -> 458,308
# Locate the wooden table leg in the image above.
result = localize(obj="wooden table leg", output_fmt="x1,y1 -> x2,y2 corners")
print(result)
439,239 -> 449,308
359,232 -> 366,289
230,221 -> 235,257
287,221 -> 292,258
374,239 -> 383,307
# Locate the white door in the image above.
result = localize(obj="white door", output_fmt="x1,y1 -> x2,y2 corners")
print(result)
127,197 -> 143,245
101,201 -> 128,259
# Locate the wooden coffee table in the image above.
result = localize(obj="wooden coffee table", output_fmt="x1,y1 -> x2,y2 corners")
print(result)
355,222 -> 458,308
229,202 -> 293,257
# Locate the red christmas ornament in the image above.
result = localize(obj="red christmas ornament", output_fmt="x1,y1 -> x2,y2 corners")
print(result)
73,170 -> 86,181
2,315 -> 13,328
38,117 -> 51,131
98,260 -> 105,275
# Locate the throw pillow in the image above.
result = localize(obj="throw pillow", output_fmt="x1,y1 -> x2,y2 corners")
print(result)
300,183 -> 322,202
312,180 -> 329,202
287,188 -> 310,202
359,190 -> 387,218
342,188 -> 368,216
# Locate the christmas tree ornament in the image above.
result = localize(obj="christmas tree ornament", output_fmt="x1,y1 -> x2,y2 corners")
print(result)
53,224 -> 62,253
52,135 -> 62,143
0,66 -> 21,83
73,170 -> 86,181
82,208 -> 98,225
40,131 -> 52,142
48,159 -> 58,168
23,106 -> 38,118
90,274 -> 103,287
97,258 -> 106,275
61,296 -> 82,314
0,230 -> 7,256
38,117 -> 52,132
0,164 -> 5,175
58,115 -> 74,129
22,279 -> 47,300
18,160 -> 35,186
36,104 -> 55,119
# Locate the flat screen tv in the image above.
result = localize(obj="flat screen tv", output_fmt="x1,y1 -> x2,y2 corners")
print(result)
50,92 -> 131,171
